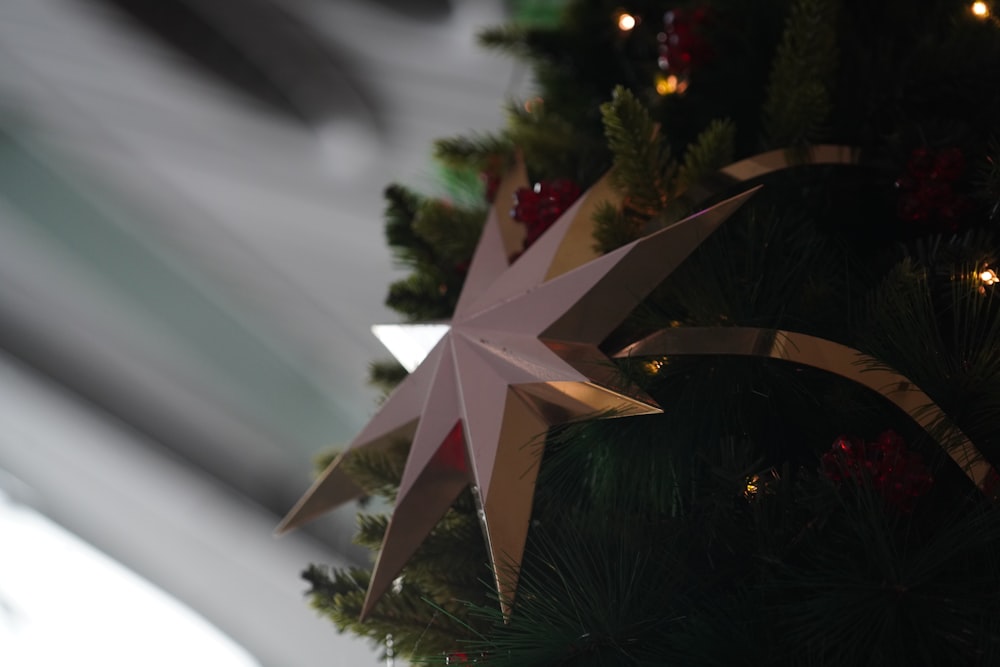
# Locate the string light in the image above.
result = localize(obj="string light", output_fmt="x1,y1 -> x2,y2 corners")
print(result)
385,634 -> 395,667
617,12 -> 637,31
644,358 -> 667,373
980,267 -> 998,285
972,1 -> 990,18
744,468 -> 780,500
655,72 -> 688,96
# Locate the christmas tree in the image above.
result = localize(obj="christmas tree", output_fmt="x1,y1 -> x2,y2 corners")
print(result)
289,1 -> 1000,664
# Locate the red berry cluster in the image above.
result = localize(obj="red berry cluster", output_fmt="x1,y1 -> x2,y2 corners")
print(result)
657,8 -> 712,85
446,651 -> 488,664
895,147 -> 967,231
821,430 -> 933,512
511,179 -> 582,250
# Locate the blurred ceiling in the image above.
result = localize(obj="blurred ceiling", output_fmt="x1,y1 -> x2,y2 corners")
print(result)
0,0 -> 528,664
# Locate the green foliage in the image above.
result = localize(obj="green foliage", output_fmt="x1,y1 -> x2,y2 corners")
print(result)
304,441 -> 494,663
412,201 -> 485,266
477,24 -> 532,57
762,0 -> 840,148
384,184 -> 431,270
507,0 -> 567,28
600,86 -> 675,218
858,246 -> 1000,461
386,272 -> 454,321
677,118 -> 737,190
304,564 -> 479,660
591,200 -> 640,255
432,134 -> 513,173
448,524 -> 689,667
767,485 -> 1000,666
381,185 -> 485,321
339,438 -> 410,500
504,101 -> 587,180
368,359 -> 407,395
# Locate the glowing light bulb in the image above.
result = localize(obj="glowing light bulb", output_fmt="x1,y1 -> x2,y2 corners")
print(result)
655,73 -> 679,95
617,12 -> 637,31
980,267 -> 998,285
972,1 -> 990,17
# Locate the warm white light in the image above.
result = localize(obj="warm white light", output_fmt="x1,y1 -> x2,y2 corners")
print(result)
655,73 -> 687,96
372,323 -> 451,371
617,12 -> 637,31
655,73 -> 678,95
980,268 -> 998,285
972,1 -> 990,17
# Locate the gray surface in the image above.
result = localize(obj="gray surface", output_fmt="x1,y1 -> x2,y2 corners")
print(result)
0,0 -> 528,663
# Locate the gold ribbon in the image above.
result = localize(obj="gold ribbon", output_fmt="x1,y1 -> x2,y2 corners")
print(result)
615,327 -> 996,494
684,144 -> 860,205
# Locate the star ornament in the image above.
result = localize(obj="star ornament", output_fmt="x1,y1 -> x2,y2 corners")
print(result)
278,162 -> 759,618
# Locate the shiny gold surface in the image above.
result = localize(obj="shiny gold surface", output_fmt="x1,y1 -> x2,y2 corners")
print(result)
616,327 -> 996,492
685,144 -> 859,205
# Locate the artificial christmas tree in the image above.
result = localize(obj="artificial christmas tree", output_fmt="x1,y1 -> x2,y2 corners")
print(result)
283,1 -> 1000,664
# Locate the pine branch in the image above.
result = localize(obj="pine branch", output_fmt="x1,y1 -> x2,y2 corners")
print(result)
386,273 -> 453,321
354,512 -> 389,550
761,0 -> 839,149
412,200 -> 485,265
437,521 -> 690,667
433,134 -> 514,173
677,118 -> 737,190
504,102 -> 582,179
368,359 -> 407,394
384,184 -> 433,270
600,85 -> 675,218
477,24 -> 533,57
767,482 -> 1000,666
304,565 -> 477,661
340,438 -> 410,500
590,200 -> 644,253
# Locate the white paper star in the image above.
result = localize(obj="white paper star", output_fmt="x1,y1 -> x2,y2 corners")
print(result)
279,159 -> 758,617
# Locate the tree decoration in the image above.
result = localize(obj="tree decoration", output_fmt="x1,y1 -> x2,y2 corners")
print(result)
616,11 -> 638,32
895,147 -> 969,230
821,430 -> 934,512
761,0 -> 838,147
510,178 -> 582,252
279,159 -> 758,617
655,7 -> 712,95
291,2 -> 1000,663
615,327 -> 994,492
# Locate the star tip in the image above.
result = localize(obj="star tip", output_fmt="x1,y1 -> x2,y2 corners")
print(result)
732,183 -> 764,200
358,590 -> 378,622
273,511 -> 300,536
500,601 -> 513,623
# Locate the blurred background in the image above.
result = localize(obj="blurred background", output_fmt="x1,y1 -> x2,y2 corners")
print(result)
0,0 -> 530,664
